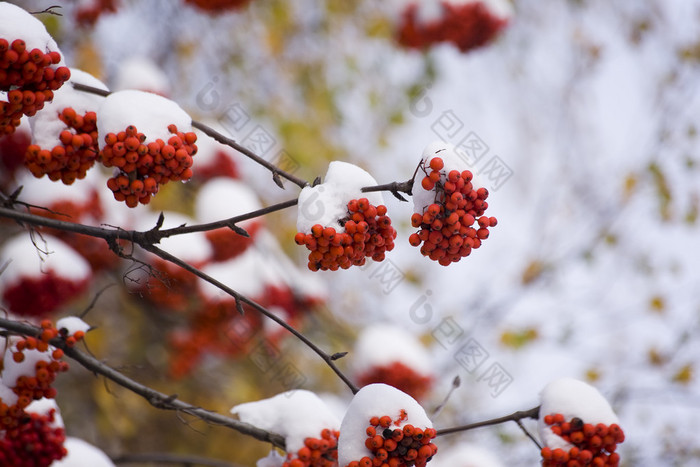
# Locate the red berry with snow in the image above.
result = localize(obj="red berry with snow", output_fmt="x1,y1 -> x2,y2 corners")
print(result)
410,155 -> 496,265
282,428 -> 340,467
0,408 -> 67,466
541,413 -> 625,467
101,123 -> 197,207
297,198 -> 397,271
24,107 -> 99,184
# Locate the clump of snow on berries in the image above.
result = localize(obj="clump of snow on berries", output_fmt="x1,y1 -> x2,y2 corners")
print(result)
338,383 -> 435,466
96,90 -> 191,150
538,378 -> 619,450
0,3 -> 63,55
231,390 -> 341,454
56,316 -> 91,337
428,443 -> 503,467
0,234 -> 91,317
26,398 -> 64,428
256,450 -> 286,467
28,68 -> 108,150
113,56 -> 170,96
2,339 -> 53,388
352,324 -> 434,400
297,161 -> 383,234
52,437 -> 116,467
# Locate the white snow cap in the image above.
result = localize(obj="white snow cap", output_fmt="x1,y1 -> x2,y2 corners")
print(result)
428,443 -> 503,467
195,177 -> 262,227
26,398 -> 64,429
538,378 -> 620,450
56,316 -> 91,336
256,450 -> 285,467
96,90 -> 192,150
231,390 -> 341,454
52,437 -> 116,467
0,3 -> 63,58
113,56 -> 170,96
351,324 -> 433,378
338,383 -> 433,466
30,68 -> 109,149
0,375 -> 19,406
296,161 -> 384,233
0,234 -> 91,287
14,170 -> 102,211
413,140 -> 485,215
2,337 -> 53,387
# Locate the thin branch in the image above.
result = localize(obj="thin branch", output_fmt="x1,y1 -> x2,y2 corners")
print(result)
112,452 -> 245,467
70,83 -> 309,189
0,318 -> 286,450
141,243 -> 359,394
436,406 -> 540,437
30,5 -> 62,16
361,178 -> 414,202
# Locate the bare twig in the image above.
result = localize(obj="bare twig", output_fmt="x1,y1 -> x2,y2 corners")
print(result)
436,406 -> 540,439
0,318 -> 286,450
30,5 -> 62,16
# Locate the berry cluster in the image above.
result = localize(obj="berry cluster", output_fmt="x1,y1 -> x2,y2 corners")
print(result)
101,124 -> 197,207
409,157 -> 496,265
1,320 -> 81,433
24,107 -> 99,184
346,412 -> 437,467
2,269 -> 90,318
184,0 -> 252,13
357,362 -> 433,402
541,413 -> 625,466
295,198 -> 397,271
397,2 -> 508,53
0,408 -> 67,467
0,38 -> 70,135
283,428 -> 340,467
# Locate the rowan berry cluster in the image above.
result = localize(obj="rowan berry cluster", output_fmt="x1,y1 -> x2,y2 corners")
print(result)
397,2 -> 508,53
2,269 -> 90,318
357,362 -> 433,402
0,38 -> 70,135
409,156 -> 496,265
24,107 -> 99,184
1,320 -> 82,432
282,428 -> 340,467
541,413 -> 625,467
346,413 -> 437,467
295,198 -> 397,271
184,0 -> 252,13
0,407 -> 67,467
101,123 -> 197,207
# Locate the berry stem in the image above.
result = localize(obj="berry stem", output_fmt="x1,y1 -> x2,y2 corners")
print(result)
0,317 -> 288,451
436,405 -> 540,439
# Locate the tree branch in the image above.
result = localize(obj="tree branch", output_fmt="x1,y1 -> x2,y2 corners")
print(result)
436,406 -> 540,437
0,318 -> 286,450
70,83 -> 309,189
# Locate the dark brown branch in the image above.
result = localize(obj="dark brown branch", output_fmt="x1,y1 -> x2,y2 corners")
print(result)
436,406 -> 540,437
361,178 -> 414,202
0,318 -> 286,450
141,243 -> 359,394
112,452 -> 245,467
70,83 -> 309,189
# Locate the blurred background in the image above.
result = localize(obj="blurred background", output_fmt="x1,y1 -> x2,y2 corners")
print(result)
2,0 -> 700,465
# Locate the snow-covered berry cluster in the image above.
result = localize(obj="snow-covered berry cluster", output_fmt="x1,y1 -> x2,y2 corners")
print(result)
102,123 -> 197,207
538,379 -> 626,467
541,414 -> 625,467
0,4 -> 72,136
410,151 -> 496,265
0,407 -> 67,467
396,1 -> 510,54
295,198 -> 397,271
347,413 -> 437,467
282,428 -> 340,467
25,107 -> 98,184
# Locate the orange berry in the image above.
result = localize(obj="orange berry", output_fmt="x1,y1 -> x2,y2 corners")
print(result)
429,157 -> 444,171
